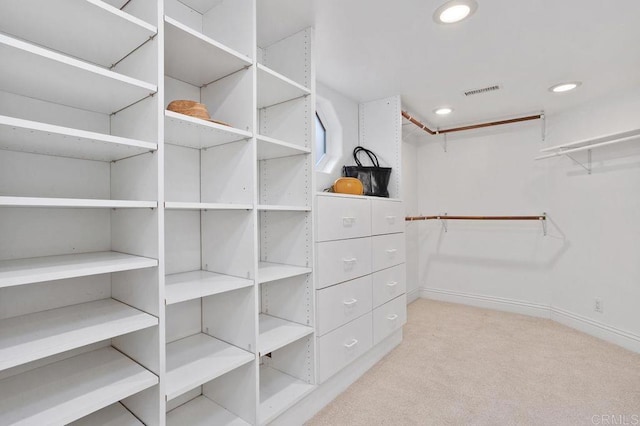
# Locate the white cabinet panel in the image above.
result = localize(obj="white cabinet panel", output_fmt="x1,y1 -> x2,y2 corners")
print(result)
373,295 -> 407,345
316,195 -> 371,242
316,237 -> 372,289
372,233 -> 406,272
317,312 -> 372,384
316,275 -> 372,336
372,264 -> 406,308
371,199 -> 404,235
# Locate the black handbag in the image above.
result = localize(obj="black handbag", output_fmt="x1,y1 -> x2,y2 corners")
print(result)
343,146 -> 392,198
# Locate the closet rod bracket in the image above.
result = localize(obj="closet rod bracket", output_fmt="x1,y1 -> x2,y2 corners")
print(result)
541,212 -> 547,236
565,150 -> 592,174
437,213 -> 448,232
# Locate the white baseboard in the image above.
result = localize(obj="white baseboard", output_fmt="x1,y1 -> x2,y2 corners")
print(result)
420,287 -> 551,318
271,329 -> 403,425
420,286 -> 640,354
406,287 -> 420,304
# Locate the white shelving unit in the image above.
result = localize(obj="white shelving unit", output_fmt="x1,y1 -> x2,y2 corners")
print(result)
259,366 -> 315,425
167,395 -> 251,426
166,270 -> 254,305
70,403 -> 145,426
258,261 -> 313,284
259,314 -> 314,356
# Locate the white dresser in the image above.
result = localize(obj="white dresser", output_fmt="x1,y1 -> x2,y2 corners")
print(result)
315,193 -> 407,383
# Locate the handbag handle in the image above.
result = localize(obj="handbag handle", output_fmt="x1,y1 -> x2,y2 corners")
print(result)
353,146 -> 380,168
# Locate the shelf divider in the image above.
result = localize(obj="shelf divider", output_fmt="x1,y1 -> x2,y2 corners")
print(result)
0,196 -> 157,209
166,270 -> 254,305
257,63 -> 311,109
258,262 -> 312,284
165,110 -> 252,150
258,314 -> 313,356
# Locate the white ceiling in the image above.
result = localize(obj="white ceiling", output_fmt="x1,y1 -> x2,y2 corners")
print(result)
313,0 -> 640,128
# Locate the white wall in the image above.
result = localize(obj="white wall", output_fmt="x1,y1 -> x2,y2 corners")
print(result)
402,140 -> 419,302
414,87 -> 640,351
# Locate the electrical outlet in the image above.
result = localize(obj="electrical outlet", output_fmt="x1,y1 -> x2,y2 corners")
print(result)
594,298 -> 603,313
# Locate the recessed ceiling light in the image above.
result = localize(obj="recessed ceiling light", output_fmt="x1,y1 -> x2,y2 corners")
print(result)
549,82 -> 582,93
433,0 -> 478,24
434,107 -> 453,115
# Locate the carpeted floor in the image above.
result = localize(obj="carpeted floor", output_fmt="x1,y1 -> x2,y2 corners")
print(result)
307,299 -> 640,425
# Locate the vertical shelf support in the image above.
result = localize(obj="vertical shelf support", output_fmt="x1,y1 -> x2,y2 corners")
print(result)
565,149 -> 592,174
541,212 -> 547,236
437,213 -> 448,233
540,111 -> 546,142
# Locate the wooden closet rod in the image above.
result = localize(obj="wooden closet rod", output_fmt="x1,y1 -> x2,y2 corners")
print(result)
401,111 -> 543,135
406,215 -> 546,221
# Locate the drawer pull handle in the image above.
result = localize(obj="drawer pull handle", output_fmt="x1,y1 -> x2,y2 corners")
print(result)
342,217 -> 356,227
343,298 -> 358,306
385,249 -> 398,255
387,314 -> 399,321
343,258 -> 357,264
344,339 -> 359,348
385,215 -> 396,223
386,281 -> 398,288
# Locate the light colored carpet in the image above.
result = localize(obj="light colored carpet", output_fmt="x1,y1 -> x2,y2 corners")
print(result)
307,299 -> 640,425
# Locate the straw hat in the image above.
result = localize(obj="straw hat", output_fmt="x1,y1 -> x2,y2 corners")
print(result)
167,100 -> 230,126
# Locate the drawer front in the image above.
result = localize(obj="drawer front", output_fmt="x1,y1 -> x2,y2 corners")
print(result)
317,312 -> 373,383
373,294 -> 407,345
317,275 -> 372,336
316,237 -> 372,289
371,199 -> 405,235
372,264 -> 406,308
371,233 -> 406,272
316,195 -> 371,242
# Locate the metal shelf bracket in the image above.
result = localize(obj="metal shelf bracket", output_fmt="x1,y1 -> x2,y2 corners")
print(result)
541,212 -> 547,236
565,149 -> 592,174
437,212 -> 448,232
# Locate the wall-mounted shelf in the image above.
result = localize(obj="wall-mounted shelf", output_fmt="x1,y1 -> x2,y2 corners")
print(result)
0,298 -> 157,371
406,214 -> 548,235
0,33 -> 157,114
0,197 -> 157,209
257,261 -> 312,284
257,63 -> 310,108
0,347 -> 158,425
164,17 -> 252,87
165,270 -> 254,305
70,402 -> 144,426
167,395 -> 250,426
0,0 -> 157,68
165,110 -> 252,149
535,128 -> 640,174
166,333 -> 255,401
257,134 -> 311,160
258,314 -> 313,356
0,251 -> 158,288
259,366 -> 315,425
0,115 -> 157,162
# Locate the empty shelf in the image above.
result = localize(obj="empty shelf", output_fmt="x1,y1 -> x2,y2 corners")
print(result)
0,251 -> 158,288
0,196 -> 157,209
259,366 -> 314,425
257,134 -> 311,160
0,347 -> 158,425
258,314 -> 313,356
0,33 -> 157,114
165,110 -> 252,149
258,262 -> 312,284
0,298 -> 158,371
166,333 -> 255,401
69,403 -> 143,426
0,115 -> 157,162
257,204 -> 311,212
167,395 -> 250,426
165,201 -> 253,211
164,17 -> 252,87
257,63 -> 311,109
0,0 -> 157,68
166,270 -> 254,305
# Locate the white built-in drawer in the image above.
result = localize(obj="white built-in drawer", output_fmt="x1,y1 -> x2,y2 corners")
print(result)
371,199 -> 405,235
371,233 -> 406,272
317,312 -> 372,383
316,195 -> 371,242
316,237 -> 372,289
372,264 -> 406,308
373,294 -> 407,345
317,275 -> 372,336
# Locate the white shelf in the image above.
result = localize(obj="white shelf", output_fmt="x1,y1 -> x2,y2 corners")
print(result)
536,128 -> 640,160
0,347 -> 158,425
257,134 -> 311,160
0,298 -> 157,371
0,114 -> 157,162
167,395 -> 250,426
165,201 -> 253,211
258,261 -> 312,284
0,251 -> 158,288
257,63 -> 311,109
0,33 -> 157,114
166,333 -> 255,401
0,196 -> 157,209
70,403 -> 143,426
165,110 -> 252,149
258,314 -> 313,356
259,366 -> 314,425
166,270 -> 254,305
257,204 -> 311,212
164,17 -> 252,87
0,0 -> 157,68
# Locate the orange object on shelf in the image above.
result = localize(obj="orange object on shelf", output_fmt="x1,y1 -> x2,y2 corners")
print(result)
332,177 -> 364,195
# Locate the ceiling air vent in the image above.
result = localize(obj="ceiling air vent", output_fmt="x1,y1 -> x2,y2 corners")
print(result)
464,85 -> 500,96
